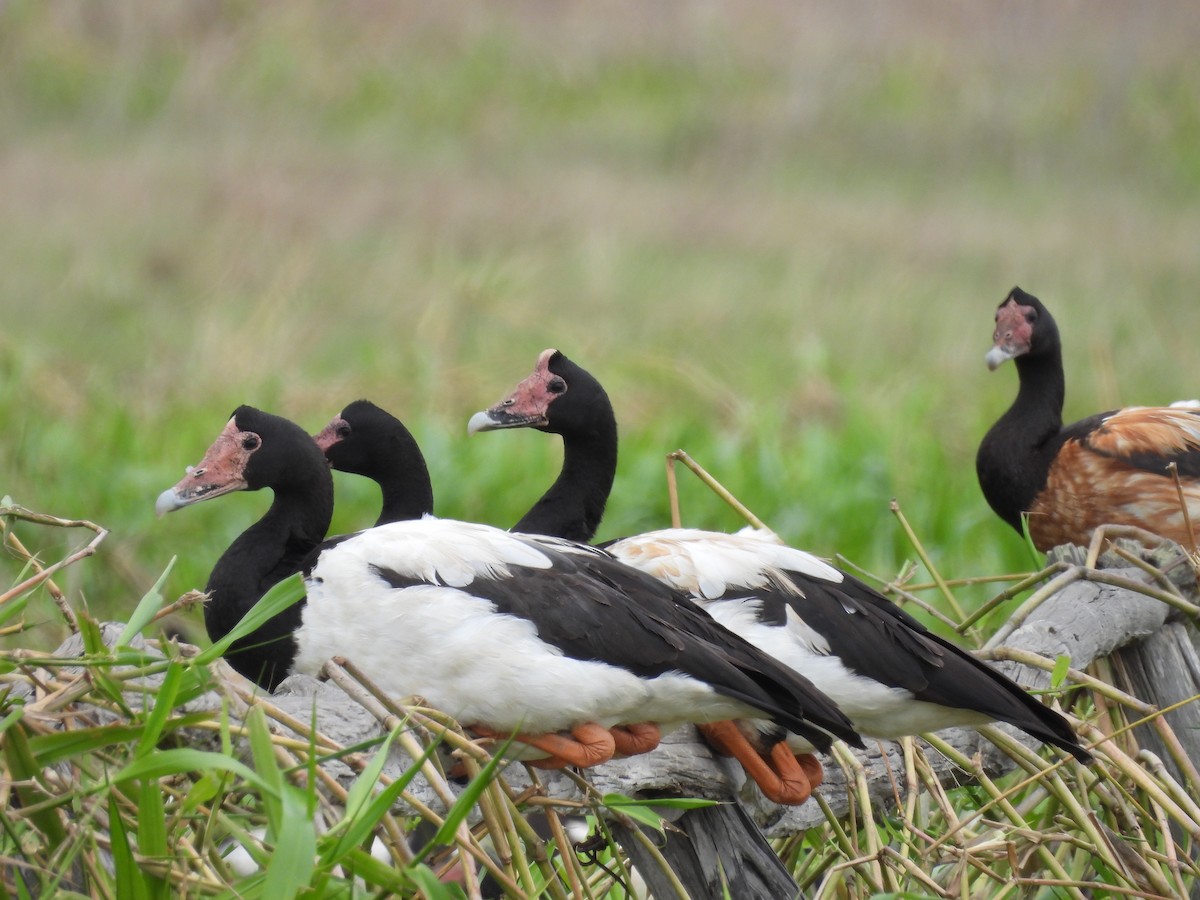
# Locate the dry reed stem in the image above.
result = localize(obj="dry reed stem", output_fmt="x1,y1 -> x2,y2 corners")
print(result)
665,448 -> 768,530
889,499 -> 968,624
3,530 -> 78,633
836,555 -> 965,631
523,770 -> 587,900
0,504 -> 107,627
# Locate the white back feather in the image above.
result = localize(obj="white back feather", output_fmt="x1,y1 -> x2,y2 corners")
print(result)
607,528 -> 843,599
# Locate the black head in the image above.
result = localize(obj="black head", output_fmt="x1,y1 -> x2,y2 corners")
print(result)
315,400 -> 410,478
157,406 -> 329,514
314,399 -> 434,522
986,286 -> 1061,371
468,349 -> 610,438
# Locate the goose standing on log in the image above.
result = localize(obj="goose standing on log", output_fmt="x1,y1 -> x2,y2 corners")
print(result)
467,350 -> 1092,767
159,405 -> 862,792
316,401 -> 865,801
977,287 -> 1200,553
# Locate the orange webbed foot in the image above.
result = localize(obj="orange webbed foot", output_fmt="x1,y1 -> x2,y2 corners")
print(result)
470,722 -> 617,769
793,749 -> 824,790
696,721 -> 819,806
610,722 -> 661,756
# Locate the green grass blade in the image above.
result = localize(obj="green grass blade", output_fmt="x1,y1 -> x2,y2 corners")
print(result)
31,724 -> 149,766
420,732 -> 512,854
0,706 -> 25,736
323,726 -> 441,865
108,791 -> 151,900
245,706 -> 284,826
113,748 -> 271,796
117,558 -> 175,646
180,770 -> 223,816
262,782 -> 317,899
137,778 -> 172,899
337,847 -> 412,894
404,862 -> 464,899
78,615 -> 107,655
1051,653 -> 1071,689
135,661 -> 184,759
602,792 -> 717,812
192,574 -> 305,666
172,664 -> 216,706
600,795 -> 668,834
75,614 -> 134,707
0,590 -> 30,627
27,712 -> 213,768
2,720 -> 68,849
340,726 -> 402,822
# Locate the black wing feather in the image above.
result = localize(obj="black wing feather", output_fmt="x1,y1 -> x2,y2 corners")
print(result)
371,539 -> 861,752
712,566 -> 1091,763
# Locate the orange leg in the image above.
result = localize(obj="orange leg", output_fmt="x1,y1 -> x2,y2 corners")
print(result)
793,750 -> 824,790
470,722 -> 616,769
696,721 -> 818,806
610,722 -> 662,757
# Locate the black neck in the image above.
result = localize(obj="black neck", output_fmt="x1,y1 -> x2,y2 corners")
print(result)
204,466 -> 332,688
1008,346 -> 1066,439
977,345 -> 1066,532
512,415 -> 617,544
373,437 -> 434,526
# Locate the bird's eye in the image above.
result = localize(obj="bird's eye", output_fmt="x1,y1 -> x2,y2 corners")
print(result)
336,423 -> 351,439
548,378 -> 566,394
242,434 -> 260,451
1025,311 -> 1037,324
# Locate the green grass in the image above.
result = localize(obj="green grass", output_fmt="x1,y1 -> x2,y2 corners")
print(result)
3,1 -> 1200,653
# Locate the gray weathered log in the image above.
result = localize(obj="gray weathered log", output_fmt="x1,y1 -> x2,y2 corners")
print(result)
1033,542 -> 1200,787
1110,621 -> 1200,782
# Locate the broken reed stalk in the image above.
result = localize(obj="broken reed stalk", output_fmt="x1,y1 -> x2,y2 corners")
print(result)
3,530 -> 78,633
888,499 -> 969,626
0,503 -> 108,630
1167,461 -> 1198,557
837,557 -> 964,631
664,449 -> 768,530
953,562 -> 1071,633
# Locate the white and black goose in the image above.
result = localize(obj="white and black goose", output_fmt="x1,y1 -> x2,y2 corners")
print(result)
158,405 -> 861,787
467,350 -> 1093,767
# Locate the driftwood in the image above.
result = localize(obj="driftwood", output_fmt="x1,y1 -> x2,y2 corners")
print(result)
1039,543 -> 1200,789
28,540 -> 1200,898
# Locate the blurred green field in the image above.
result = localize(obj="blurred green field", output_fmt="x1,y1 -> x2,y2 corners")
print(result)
3,1 -> 1200,649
